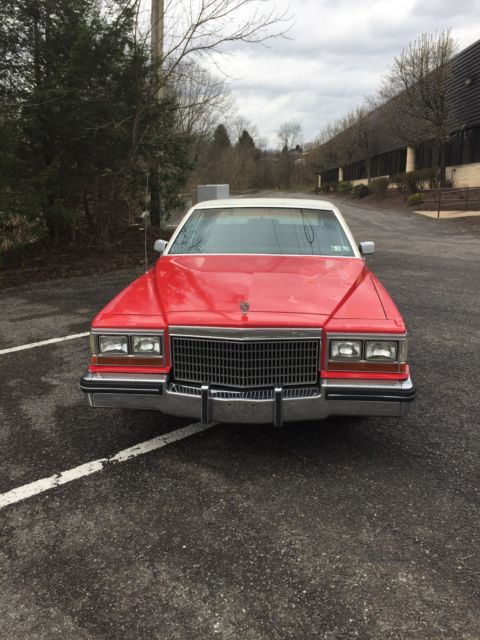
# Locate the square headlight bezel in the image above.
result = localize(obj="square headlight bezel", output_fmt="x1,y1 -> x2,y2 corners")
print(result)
327,334 -> 408,367
91,329 -> 165,365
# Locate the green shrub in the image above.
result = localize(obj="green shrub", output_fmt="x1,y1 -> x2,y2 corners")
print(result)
351,183 -> 370,199
391,172 -> 404,190
369,177 -> 390,199
392,170 -> 437,194
337,181 -> 352,193
403,171 -> 418,194
407,192 -> 425,207
415,168 -> 436,189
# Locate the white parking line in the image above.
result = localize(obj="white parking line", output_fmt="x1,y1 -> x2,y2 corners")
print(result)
0,331 -> 90,355
0,422 -> 216,509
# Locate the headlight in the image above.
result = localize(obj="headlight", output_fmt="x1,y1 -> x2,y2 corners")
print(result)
365,340 -> 397,361
98,335 -> 128,355
330,340 -> 362,360
132,335 -> 162,356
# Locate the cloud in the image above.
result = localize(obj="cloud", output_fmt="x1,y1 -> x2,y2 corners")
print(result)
207,0 -> 480,146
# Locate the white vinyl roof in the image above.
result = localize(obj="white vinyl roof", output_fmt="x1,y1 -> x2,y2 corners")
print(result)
192,197 -> 336,211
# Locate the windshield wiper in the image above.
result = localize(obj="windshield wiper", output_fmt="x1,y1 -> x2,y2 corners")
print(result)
300,209 -> 315,250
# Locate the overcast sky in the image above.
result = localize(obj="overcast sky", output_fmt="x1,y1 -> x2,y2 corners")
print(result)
210,0 -> 480,147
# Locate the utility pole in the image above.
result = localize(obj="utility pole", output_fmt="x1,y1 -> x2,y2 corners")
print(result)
150,0 -> 164,225
151,0 -> 164,98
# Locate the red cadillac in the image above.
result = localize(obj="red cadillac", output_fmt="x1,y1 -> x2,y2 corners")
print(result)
80,198 -> 415,426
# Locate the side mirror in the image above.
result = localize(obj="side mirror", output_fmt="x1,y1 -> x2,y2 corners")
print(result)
154,239 -> 168,255
359,241 -> 375,256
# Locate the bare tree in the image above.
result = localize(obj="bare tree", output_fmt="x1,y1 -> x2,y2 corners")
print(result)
277,120 -> 302,150
142,0 -> 291,87
136,0 -> 290,221
229,116 -> 258,144
336,105 -> 374,182
310,120 -> 344,179
380,30 -> 458,186
171,61 -> 234,137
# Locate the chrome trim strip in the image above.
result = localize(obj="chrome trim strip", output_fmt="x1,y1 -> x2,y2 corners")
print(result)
162,253 -> 358,259
327,332 -> 408,340
91,329 -> 165,335
83,372 -> 167,384
86,386 -> 161,393
322,377 -> 413,391
169,326 -> 323,340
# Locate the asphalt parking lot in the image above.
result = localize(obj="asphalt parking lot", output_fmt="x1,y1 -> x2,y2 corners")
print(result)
1,193 -> 479,639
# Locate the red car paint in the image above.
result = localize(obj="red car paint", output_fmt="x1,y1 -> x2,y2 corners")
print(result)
90,254 -> 407,380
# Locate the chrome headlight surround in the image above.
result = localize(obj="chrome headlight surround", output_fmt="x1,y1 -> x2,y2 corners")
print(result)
90,329 -> 165,365
327,333 -> 408,366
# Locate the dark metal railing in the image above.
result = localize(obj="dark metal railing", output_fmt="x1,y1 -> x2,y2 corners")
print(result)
418,187 -> 480,218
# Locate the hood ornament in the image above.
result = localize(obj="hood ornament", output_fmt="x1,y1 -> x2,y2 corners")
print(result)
240,301 -> 250,316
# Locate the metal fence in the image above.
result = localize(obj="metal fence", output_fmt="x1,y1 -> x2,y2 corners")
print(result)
418,187 -> 480,218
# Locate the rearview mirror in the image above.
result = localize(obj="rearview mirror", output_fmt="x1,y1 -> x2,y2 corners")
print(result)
154,239 -> 168,255
359,241 -> 375,256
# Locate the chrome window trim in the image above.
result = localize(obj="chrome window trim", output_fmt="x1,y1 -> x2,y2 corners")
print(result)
326,333 -> 408,364
169,326 -> 323,340
163,200 -> 361,259
161,253 -> 358,259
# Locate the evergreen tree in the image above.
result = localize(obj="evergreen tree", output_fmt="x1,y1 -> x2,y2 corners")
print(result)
237,129 -> 255,150
0,0 -> 191,244
213,124 -> 231,149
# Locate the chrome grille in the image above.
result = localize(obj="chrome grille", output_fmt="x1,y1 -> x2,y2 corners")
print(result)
168,383 -> 321,400
171,336 -> 320,388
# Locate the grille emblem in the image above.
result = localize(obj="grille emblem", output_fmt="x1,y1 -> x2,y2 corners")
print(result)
240,301 -> 250,316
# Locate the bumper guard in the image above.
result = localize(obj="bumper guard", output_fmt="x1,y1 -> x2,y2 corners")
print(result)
80,372 -> 415,426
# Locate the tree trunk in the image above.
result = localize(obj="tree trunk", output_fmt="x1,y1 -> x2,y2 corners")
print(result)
439,138 -> 447,188
150,166 -> 161,226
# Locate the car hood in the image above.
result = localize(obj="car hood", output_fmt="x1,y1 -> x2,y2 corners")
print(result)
154,254 -> 383,324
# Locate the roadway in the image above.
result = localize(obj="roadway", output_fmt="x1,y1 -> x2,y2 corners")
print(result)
1,193 -> 479,639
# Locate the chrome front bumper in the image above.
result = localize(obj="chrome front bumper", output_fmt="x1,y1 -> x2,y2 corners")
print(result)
80,373 -> 415,426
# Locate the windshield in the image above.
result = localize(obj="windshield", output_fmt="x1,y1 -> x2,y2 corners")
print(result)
168,207 -> 355,256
